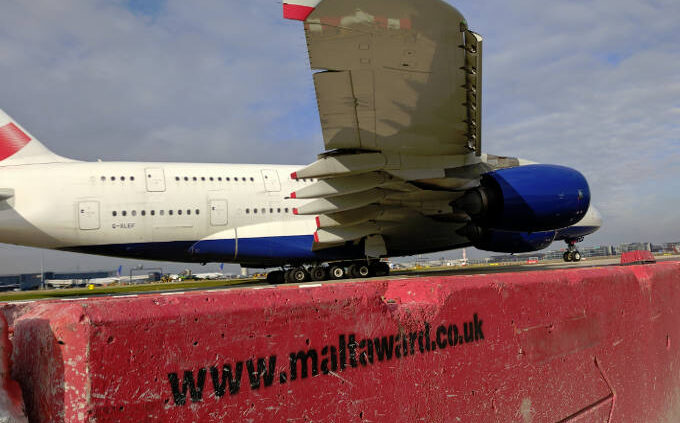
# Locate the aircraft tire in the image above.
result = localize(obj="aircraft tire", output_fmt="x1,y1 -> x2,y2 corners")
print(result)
284,269 -> 294,283
563,252 -> 572,262
572,251 -> 582,262
370,262 -> 390,277
349,263 -> 371,278
266,270 -> 285,284
310,266 -> 327,281
328,265 -> 345,280
290,267 -> 309,283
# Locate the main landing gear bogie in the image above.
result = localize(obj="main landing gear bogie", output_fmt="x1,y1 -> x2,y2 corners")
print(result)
266,261 -> 390,284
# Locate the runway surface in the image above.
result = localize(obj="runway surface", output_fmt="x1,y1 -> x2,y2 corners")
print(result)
2,255 -> 678,303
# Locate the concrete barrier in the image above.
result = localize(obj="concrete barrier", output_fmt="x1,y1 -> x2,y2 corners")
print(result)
3,261 -> 680,422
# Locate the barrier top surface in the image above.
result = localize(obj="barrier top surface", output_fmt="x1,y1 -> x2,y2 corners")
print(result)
4,262 -> 680,422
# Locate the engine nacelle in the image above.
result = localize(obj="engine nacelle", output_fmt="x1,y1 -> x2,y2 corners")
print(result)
463,225 -> 556,253
455,164 -> 590,232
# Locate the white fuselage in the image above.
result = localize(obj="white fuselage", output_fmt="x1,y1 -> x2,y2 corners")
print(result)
0,161 -> 339,263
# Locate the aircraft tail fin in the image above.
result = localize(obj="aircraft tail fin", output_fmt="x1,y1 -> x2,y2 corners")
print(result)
0,109 -> 73,166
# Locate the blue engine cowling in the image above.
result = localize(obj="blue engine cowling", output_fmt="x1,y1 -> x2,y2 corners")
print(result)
456,164 -> 590,232
464,226 -> 556,253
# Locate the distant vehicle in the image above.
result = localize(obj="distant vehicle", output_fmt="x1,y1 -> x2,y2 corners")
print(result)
0,0 -> 601,286
526,257 -> 539,264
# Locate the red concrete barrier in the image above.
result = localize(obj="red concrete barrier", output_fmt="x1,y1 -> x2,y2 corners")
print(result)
3,262 -> 680,422
621,249 -> 656,265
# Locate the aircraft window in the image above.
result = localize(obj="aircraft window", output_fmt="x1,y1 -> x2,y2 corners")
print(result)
245,208 -> 250,214
121,176 -> 125,181
130,176 -> 135,181
277,208 -> 281,213
192,177 -> 197,181
111,176 -> 116,181
184,177 -> 189,181
169,210 -> 174,216
195,209 -> 200,215
160,210 -> 165,216
151,210 -> 155,216
131,210 -> 137,216
218,177 -> 222,181
250,177 -> 254,182
209,177 -> 214,181
122,211 -> 127,216
241,177 -> 246,182
285,208 -> 289,213
178,210 -> 182,215
187,209 -> 191,215
253,208 -> 258,214
201,177 -> 205,181
270,208 -> 273,213
112,211 -> 117,217
141,210 -> 146,216
261,208 -> 266,214
226,177 -> 230,182
175,177 -> 180,181
100,176 -> 106,181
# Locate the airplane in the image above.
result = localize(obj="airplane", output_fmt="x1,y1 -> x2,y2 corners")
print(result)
0,0 -> 601,284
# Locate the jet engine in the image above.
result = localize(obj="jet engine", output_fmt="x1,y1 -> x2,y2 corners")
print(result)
462,225 -> 556,253
455,164 -> 590,232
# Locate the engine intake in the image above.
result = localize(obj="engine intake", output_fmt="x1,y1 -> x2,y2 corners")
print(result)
455,164 -> 590,232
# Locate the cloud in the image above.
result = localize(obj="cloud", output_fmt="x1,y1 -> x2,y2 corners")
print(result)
0,0 -> 678,273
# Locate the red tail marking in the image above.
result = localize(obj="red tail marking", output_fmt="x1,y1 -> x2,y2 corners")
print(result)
0,123 -> 30,161
283,4 -> 315,21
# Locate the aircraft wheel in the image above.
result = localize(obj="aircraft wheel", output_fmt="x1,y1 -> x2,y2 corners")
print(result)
370,262 -> 390,277
310,266 -> 327,281
284,269 -> 294,283
563,252 -> 572,262
349,263 -> 371,278
328,265 -> 345,280
572,251 -> 582,262
289,267 -> 309,283
266,270 -> 285,284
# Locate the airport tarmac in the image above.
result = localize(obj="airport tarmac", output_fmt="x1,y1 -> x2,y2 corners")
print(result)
2,255 -> 678,303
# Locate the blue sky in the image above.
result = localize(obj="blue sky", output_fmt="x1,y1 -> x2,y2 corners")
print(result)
0,0 -> 678,273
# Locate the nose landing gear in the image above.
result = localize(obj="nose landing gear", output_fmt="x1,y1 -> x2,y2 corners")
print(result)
563,238 -> 584,262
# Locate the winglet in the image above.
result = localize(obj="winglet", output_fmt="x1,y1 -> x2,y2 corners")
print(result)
283,1 -> 321,21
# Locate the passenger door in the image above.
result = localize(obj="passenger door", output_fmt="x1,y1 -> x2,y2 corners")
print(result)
209,200 -> 228,226
145,168 -> 166,192
78,201 -> 100,230
261,169 -> 281,192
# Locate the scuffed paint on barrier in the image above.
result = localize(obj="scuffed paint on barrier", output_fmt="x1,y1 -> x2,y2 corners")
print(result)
0,315 -> 26,423
3,262 -> 680,422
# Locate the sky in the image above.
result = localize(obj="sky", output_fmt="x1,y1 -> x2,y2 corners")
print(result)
0,0 -> 678,274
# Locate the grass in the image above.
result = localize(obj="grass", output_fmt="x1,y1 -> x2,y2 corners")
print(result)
0,278 -> 261,302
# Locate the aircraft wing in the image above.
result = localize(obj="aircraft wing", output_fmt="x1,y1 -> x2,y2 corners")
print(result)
288,0 -> 482,156
284,0 -> 516,255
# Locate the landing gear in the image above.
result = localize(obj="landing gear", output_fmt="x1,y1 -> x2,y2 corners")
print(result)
349,263 -> 371,278
370,261 -> 390,277
328,265 -> 346,280
266,270 -> 285,284
563,238 -> 583,262
265,260 -> 390,284
286,267 -> 309,283
310,266 -> 327,281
